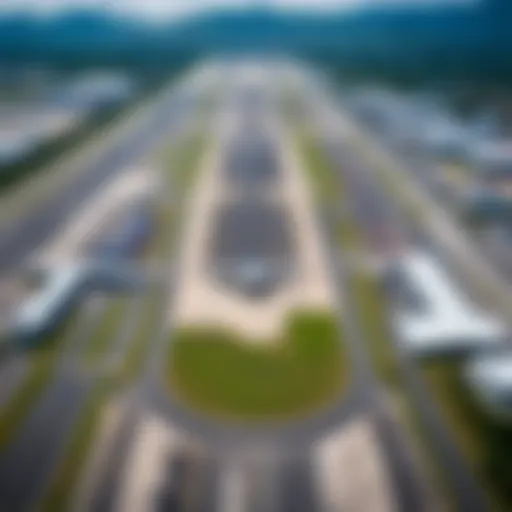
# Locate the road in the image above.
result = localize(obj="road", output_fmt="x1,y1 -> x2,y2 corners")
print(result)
279,73 -> 435,511
316,162 -> 431,512
89,76 -> 362,512
81,66 -> 434,512
307,79 -> 488,511
349,104 -> 512,321
0,295 -> 142,511
0,84 -> 198,275
0,302 -> 101,510
0,68 -> 219,511
140,86 -> 363,449
0,373 -> 92,510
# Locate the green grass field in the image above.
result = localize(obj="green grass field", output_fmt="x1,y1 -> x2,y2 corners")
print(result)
168,311 -> 349,420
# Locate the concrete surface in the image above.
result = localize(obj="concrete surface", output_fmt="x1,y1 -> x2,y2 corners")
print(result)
314,417 -> 396,512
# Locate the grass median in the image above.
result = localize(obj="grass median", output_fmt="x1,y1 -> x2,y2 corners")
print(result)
160,130 -> 208,190
83,298 -> 133,369
168,311 -> 349,421
294,129 -> 341,203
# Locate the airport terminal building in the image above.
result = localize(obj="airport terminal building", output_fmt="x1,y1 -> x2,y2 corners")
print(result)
385,250 -> 506,359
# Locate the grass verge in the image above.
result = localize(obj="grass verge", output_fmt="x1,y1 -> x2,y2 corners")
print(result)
160,131 -> 208,190
83,298 -> 132,368
293,129 -> 341,203
117,292 -> 163,384
168,311 -> 349,420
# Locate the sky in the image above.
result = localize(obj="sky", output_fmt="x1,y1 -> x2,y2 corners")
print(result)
0,0 -> 476,20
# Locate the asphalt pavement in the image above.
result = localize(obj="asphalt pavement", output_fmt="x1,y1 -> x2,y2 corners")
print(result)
0,372 -> 91,510
86,71 -> 429,512
209,199 -> 295,300
141,80 -> 424,512
0,75 -> 208,511
274,452 -> 321,512
316,166 -> 430,512
0,87 -> 195,276
0,296 -> 120,510
320,113 -> 488,511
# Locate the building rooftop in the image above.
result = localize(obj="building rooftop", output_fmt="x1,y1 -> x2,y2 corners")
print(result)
48,73 -> 136,110
391,250 -> 506,356
420,116 -> 469,156
465,350 -> 512,411
13,265 -> 86,333
469,140 -> 512,178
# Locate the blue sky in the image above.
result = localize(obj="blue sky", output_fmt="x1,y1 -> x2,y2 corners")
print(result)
0,0 -> 476,20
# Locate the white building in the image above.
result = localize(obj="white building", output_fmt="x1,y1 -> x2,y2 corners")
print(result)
53,73 -> 136,111
31,106 -> 85,144
418,115 -> 469,161
468,140 -> 512,183
12,264 -> 87,344
388,250 -> 506,358
465,350 -> 512,412
350,88 -> 402,125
